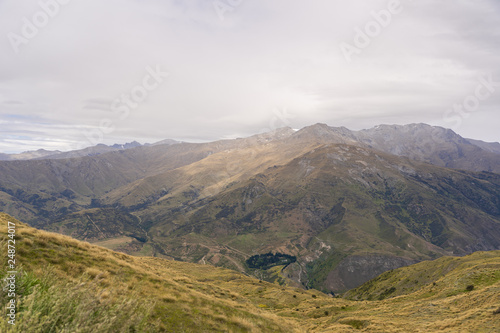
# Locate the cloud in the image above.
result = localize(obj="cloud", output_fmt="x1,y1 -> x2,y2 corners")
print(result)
1,0 -> 499,153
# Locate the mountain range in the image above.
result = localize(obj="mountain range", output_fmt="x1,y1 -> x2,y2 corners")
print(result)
0,123 -> 499,293
0,140 -> 154,161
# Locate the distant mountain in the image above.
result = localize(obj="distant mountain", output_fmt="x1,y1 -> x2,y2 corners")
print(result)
0,140 -> 177,161
39,141 -> 150,160
353,123 -> 500,173
466,138 -> 500,154
0,149 -> 61,161
110,140 -> 143,150
291,123 -> 500,173
0,123 -> 499,294
150,138 -> 181,146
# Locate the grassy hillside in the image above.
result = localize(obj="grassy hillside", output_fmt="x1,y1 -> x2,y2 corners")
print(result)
1,213 -> 499,332
0,213 -> 300,332
345,250 -> 500,301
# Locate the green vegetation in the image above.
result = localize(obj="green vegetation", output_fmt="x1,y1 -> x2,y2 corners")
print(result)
341,319 -> 368,330
306,250 -> 346,292
246,252 -> 296,270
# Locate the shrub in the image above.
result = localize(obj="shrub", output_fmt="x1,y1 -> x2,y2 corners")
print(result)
466,284 -> 474,291
378,286 -> 397,300
342,319 -> 368,330
246,252 -> 297,270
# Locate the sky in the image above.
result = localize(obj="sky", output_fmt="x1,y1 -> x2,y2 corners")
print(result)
0,0 -> 499,153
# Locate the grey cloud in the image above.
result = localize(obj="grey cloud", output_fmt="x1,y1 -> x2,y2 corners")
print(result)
0,0 -> 499,152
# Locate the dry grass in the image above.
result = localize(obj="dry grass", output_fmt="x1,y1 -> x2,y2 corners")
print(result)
1,212 -> 499,332
91,236 -> 135,250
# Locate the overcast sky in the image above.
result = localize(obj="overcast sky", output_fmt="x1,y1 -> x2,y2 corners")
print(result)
1,0 -> 499,153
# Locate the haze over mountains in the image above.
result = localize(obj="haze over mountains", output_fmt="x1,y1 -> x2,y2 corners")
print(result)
0,140 -> 157,161
1,123 -> 499,293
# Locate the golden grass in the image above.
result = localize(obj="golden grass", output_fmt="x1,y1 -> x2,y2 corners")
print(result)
1,212 -> 499,332
91,236 -> 135,250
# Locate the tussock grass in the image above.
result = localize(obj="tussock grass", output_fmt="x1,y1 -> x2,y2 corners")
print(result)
0,214 -> 299,332
1,212 -> 499,332
0,273 -> 156,333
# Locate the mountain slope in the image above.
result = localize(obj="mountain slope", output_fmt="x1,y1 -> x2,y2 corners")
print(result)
290,123 -> 500,173
354,123 -> 500,173
127,142 -> 500,292
1,123 -> 500,294
0,128 -> 295,227
1,213 -> 499,332
467,138 -> 500,154
0,213 -> 298,332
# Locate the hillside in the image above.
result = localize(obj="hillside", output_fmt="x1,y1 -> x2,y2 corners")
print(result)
345,250 -> 500,302
0,128 -> 295,226
354,123 -> 500,173
1,213 -> 499,332
287,123 -> 500,173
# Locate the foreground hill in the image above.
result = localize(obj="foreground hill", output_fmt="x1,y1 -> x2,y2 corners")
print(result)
0,213 -> 499,332
345,249 -> 500,302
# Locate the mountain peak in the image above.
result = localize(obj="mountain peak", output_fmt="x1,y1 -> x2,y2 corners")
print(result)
263,126 -> 295,137
292,123 -> 357,145
111,141 -> 143,149
359,123 -> 465,144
